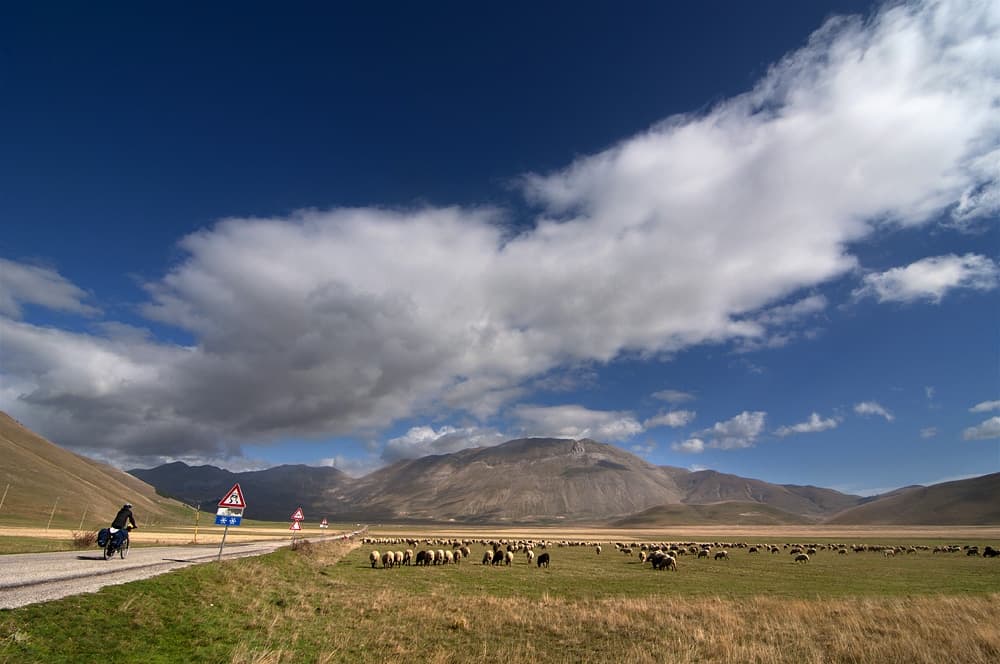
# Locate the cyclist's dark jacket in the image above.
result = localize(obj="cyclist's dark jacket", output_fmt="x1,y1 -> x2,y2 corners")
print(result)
111,506 -> 136,529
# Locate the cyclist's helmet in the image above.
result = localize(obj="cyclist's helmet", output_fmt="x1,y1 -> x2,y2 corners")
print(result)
124,503 -> 132,508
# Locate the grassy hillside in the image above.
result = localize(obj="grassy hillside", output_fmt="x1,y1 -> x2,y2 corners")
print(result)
0,412 -> 193,529
827,473 -> 1000,525
612,501 -> 815,527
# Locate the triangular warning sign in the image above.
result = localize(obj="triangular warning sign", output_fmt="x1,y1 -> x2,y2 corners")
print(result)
218,483 -> 247,508
289,521 -> 301,531
290,507 -> 304,521
320,518 -> 328,525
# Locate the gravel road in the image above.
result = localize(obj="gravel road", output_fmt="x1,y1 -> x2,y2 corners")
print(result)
0,533 -> 360,609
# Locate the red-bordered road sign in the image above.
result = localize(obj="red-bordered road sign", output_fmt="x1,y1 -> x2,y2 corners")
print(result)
218,483 -> 247,509
289,521 -> 301,531
290,507 -> 304,521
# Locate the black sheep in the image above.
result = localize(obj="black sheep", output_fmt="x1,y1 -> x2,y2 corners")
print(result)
537,552 -> 550,568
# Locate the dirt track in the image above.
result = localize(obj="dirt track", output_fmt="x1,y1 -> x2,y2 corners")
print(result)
0,528 -> 365,609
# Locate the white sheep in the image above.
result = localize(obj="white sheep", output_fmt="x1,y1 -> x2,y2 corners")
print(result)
370,550 -> 380,569
794,553 -> 810,563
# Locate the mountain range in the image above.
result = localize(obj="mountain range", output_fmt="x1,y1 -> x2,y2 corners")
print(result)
3,410 -> 995,527
129,436 -> 999,525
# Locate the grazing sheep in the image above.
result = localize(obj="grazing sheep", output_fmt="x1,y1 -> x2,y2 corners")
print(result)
884,549 -> 896,557
537,552 -> 551,568
452,549 -> 463,564
748,546 -> 759,554
415,550 -> 429,566
655,555 -> 677,571
714,550 -> 729,561
622,548 -> 633,556
697,550 -> 709,559
460,545 -> 471,559
984,546 -> 999,558
482,550 -> 494,565
382,551 -> 393,568
394,551 -> 404,566
505,551 -> 514,566
794,553 -> 810,563
403,549 -> 413,566
526,550 -> 535,563
596,545 -> 602,555
370,550 -> 380,569
444,550 -> 455,564
638,551 -> 647,563
437,549 -> 446,564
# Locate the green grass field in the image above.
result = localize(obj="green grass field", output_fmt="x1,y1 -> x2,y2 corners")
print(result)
2,534 -> 999,663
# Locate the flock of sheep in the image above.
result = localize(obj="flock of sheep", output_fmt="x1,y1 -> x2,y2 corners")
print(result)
363,536 -> 998,572
365,538 -> 553,569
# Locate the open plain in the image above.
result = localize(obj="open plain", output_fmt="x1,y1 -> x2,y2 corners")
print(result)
2,524 -> 998,663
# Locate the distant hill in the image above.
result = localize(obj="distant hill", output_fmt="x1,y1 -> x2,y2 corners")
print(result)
341,438 -> 685,523
826,472 -> 1000,525
129,462 -> 352,522
661,467 -> 863,518
612,501 -> 814,527
0,412 -> 192,529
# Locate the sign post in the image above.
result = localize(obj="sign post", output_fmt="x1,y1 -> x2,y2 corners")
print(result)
289,507 -> 304,542
216,483 -> 247,561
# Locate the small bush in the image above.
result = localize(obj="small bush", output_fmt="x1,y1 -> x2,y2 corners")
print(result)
290,539 -> 313,554
71,530 -> 97,549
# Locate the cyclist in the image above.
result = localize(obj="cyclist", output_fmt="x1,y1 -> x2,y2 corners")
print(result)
109,503 -> 137,545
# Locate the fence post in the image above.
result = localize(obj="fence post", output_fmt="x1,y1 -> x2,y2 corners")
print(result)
46,496 -> 60,530
78,505 -> 89,530
0,483 -> 9,511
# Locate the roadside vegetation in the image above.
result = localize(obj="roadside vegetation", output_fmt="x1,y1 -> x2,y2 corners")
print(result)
2,534 -> 998,663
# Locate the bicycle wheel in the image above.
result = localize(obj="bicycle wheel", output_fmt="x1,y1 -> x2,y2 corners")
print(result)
120,537 -> 129,559
104,543 -> 114,560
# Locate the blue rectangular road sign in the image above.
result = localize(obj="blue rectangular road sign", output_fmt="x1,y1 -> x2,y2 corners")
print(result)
215,515 -> 242,526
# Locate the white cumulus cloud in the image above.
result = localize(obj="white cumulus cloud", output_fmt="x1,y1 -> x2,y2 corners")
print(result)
0,259 -> 99,319
644,410 -> 696,429
652,389 -> 696,404
672,438 -> 706,454
688,411 -> 768,450
970,400 -> 1000,413
511,404 -> 643,442
855,401 -> 895,422
963,416 -> 1000,440
854,254 -> 999,304
382,425 -> 507,462
775,412 -> 841,437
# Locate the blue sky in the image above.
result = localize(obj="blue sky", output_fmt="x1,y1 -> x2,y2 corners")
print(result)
1,0 -> 998,495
